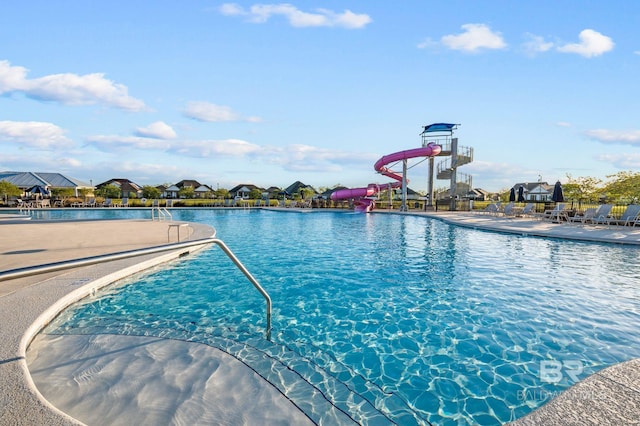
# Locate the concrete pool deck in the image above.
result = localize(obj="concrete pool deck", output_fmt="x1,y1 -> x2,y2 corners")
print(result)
0,211 -> 639,425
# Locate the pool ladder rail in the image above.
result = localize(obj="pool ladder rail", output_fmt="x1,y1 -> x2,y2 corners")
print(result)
151,205 -> 172,221
0,235 -> 272,341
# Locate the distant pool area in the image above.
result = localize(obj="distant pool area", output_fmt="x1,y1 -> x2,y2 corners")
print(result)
27,209 -> 640,424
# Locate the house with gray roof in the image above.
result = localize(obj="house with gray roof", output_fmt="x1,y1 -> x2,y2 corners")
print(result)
512,182 -> 553,201
96,178 -> 142,199
229,184 -> 264,199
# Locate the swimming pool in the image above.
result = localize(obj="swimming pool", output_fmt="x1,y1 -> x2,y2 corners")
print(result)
31,209 -> 640,424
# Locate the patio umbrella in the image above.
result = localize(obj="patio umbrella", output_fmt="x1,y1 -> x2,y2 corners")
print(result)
552,181 -> 564,202
27,185 -> 49,197
517,186 -> 525,202
509,187 -> 516,202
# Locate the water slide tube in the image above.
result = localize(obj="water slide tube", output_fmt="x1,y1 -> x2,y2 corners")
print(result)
331,143 -> 442,212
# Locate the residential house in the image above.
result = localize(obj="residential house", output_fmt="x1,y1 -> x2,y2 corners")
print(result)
284,181 -> 317,199
466,188 -> 492,201
176,179 -> 201,190
164,184 -> 180,199
229,184 -> 264,199
96,178 -> 142,199
194,184 -> 213,199
512,182 -> 553,202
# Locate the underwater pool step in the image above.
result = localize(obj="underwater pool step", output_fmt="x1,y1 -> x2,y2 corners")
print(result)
210,333 -> 395,425
209,327 -> 434,425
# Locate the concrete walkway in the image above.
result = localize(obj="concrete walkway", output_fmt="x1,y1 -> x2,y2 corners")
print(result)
1,212 -> 639,425
0,219 -> 216,425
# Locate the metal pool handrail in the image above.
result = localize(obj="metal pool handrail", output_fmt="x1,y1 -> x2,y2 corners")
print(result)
210,238 -> 272,341
151,206 -> 172,221
0,237 -> 272,341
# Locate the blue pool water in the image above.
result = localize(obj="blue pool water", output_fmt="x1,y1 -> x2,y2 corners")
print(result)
37,209 -> 640,425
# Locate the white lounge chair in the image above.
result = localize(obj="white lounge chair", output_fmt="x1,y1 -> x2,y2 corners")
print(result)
567,207 -> 596,225
605,204 -> 640,227
590,204 -> 615,225
481,203 -> 500,215
520,203 -> 536,217
541,203 -> 566,222
502,202 -> 516,216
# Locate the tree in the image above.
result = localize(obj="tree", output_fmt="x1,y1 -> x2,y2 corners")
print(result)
95,184 -> 121,199
0,180 -> 22,203
564,174 -> 602,202
142,185 -> 161,199
214,188 -> 230,199
248,188 -> 263,199
602,171 -> 640,203
178,186 -> 195,199
78,187 -> 93,200
50,187 -> 75,200
300,187 -> 315,200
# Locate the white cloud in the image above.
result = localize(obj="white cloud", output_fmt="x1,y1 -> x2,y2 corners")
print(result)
0,60 -> 146,111
584,129 -> 640,146
417,38 -> 438,50
0,120 -> 72,148
86,135 -> 172,151
135,121 -> 177,139
441,24 -> 507,53
595,153 -> 640,169
183,101 -> 261,123
557,29 -> 614,57
169,139 -> 261,157
219,3 -> 372,29
522,33 -> 554,56
556,122 -> 572,127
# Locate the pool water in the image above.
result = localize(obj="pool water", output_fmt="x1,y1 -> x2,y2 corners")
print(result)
38,209 -> 640,424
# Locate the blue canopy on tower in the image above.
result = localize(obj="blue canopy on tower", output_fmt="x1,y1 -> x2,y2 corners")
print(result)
421,123 -> 459,134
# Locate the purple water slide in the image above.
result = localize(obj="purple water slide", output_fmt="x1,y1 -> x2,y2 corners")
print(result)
330,143 -> 442,207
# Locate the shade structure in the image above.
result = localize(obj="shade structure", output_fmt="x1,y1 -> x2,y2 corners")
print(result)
509,187 -> 516,202
517,186 -> 525,202
552,181 -> 564,202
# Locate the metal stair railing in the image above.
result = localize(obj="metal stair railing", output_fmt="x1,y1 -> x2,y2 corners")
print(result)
0,236 -> 272,340
151,206 -> 172,221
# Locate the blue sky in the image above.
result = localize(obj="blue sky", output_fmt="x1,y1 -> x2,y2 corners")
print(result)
1,1 -> 638,193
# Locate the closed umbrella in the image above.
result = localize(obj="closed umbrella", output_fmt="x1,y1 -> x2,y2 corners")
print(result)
517,186 -> 525,202
552,181 -> 564,202
509,187 -> 516,202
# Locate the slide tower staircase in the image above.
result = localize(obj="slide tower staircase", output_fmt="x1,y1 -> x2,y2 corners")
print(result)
421,123 -> 474,207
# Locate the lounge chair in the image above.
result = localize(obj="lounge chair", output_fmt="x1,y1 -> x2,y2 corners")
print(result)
541,203 -> 566,222
605,204 -> 640,227
590,204 -> 615,225
102,198 -> 112,207
567,207 -> 596,225
86,198 -> 97,208
166,199 -> 174,208
502,202 -> 516,216
480,203 -> 500,215
519,203 -> 536,217
120,198 -> 129,207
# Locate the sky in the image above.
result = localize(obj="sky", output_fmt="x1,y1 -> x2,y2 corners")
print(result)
1,1 -> 639,193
